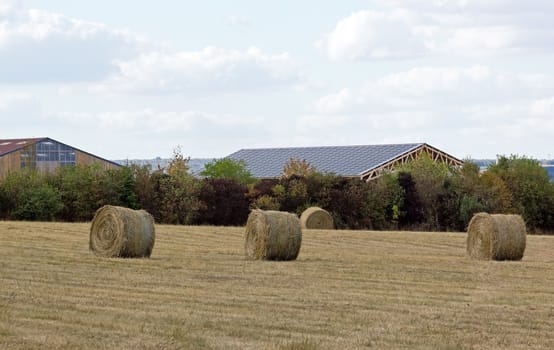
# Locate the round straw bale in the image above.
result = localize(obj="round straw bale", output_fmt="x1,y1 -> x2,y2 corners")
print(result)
300,206 -> 334,230
90,205 -> 155,258
245,209 -> 302,261
466,212 -> 526,261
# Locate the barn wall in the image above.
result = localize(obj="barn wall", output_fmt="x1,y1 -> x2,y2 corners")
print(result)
75,151 -> 119,170
0,151 -> 22,179
1,148 -> 119,180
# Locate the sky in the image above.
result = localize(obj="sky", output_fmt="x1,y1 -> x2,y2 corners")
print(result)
1,0 -> 553,160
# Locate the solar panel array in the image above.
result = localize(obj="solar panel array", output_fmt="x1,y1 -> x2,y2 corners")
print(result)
227,143 -> 423,178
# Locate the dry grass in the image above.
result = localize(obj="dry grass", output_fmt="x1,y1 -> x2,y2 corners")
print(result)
1,221 -> 553,350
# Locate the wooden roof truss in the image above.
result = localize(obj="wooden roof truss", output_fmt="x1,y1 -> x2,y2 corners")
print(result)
360,144 -> 463,181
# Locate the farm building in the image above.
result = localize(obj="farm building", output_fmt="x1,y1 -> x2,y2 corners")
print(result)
227,143 -> 463,181
0,137 -> 120,179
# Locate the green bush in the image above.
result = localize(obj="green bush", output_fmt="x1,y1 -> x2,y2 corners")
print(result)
0,170 -> 62,221
150,171 -> 202,225
13,183 -> 63,221
252,195 -> 281,210
487,155 -> 554,231
0,152 -> 552,233
200,158 -> 256,185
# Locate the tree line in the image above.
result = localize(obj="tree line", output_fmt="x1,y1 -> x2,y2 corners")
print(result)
0,152 -> 553,233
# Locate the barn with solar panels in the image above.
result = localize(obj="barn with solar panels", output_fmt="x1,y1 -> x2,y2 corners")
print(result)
227,143 -> 463,181
0,137 -> 120,179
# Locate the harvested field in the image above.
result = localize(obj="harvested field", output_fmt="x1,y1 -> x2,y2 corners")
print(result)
1,221 -> 553,349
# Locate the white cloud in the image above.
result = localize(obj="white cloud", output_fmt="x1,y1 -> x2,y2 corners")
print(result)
93,47 -> 300,94
0,4 -> 301,92
517,117 -> 554,134
454,96 -> 554,149
319,10 -> 426,61
530,97 -> 554,116
57,108 -> 263,133
494,73 -> 554,91
380,0 -> 554,14
0,0 -> 15,16
463,104 -> 523,122
226,15 -> 251,27
201,112 -> 263,126
321,3 -> 554,61
369,65 -> 492,97
356,65 -> 554,111
311,65 -> 503,115
444,26 -> 521,53
458,127 -> 489,138
292,110 -> 432,152
0,4 -> 148,83
0,90 -> 48,137
523,97 -> 554,133
0,91 -> 29,109
297,114 -> 350,130
313,88 -> 352,114
48,108 -> 268,158
365,111 -> 432,129
0,91 -> 41,118
60,110 -> 194,131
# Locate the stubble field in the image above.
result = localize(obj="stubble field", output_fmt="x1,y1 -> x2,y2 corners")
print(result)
1,221 -> 553,349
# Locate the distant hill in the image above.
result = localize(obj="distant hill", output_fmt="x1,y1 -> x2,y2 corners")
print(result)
468,159 -> 495,170
114,158 -> 215,176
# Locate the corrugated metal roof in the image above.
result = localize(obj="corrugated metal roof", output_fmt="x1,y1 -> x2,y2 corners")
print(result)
227,143 -> 424,178
0,137 -> 45,156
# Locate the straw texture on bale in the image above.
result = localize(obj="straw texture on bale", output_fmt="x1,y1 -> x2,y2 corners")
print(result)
466,212 -> 526,261
90,205 -> 155,258
300,206 -> 334,230
245,209 -> 302,261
